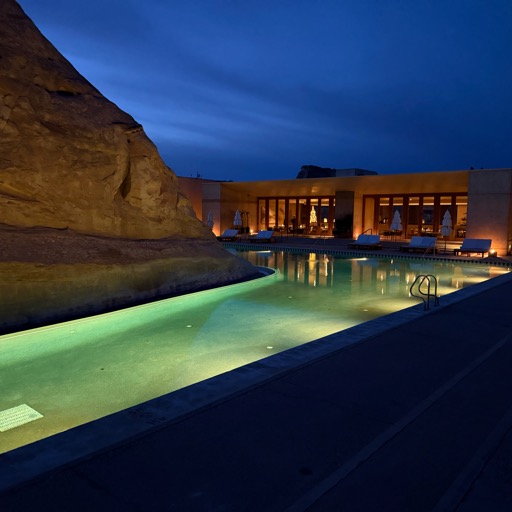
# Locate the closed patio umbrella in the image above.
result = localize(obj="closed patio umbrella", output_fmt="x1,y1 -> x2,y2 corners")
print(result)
390,210 -> 402,238
234,209 -> 242,230
440,209 -> 452,253
441,209 -> 452,236
206,211 -> 214,229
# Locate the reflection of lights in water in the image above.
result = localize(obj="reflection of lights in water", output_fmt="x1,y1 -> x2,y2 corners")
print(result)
296,261 -> 303,280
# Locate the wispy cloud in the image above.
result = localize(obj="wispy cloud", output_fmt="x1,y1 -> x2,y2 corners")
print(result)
19,0 -> 512,180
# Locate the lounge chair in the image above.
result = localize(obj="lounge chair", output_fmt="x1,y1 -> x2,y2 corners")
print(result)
348,234 -> 382,250
453,238 -> 492,258
249,230 -> 275,243
400,236 -> 436,254
217,229 -> 240,242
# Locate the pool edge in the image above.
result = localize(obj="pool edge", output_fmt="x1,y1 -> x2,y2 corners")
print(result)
1,270 -> 511,493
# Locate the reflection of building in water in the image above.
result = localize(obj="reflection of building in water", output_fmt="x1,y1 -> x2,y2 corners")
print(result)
274,252 -> 335,287
240,250 -> 500,298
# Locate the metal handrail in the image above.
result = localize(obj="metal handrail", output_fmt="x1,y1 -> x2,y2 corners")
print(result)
410,274 -> 439,310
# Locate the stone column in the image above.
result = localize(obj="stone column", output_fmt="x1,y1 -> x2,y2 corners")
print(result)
466,169 -> 512,255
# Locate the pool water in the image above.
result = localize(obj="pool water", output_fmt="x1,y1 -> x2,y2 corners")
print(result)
0,251 -> 507,453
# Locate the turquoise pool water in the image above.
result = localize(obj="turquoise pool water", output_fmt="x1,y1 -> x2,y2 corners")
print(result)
0,251 -> 508,452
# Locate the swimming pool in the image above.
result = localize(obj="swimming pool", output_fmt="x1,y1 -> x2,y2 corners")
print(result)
0,251 -> 508,453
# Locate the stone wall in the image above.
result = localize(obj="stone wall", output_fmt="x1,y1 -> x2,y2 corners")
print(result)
0,0 -> 209,240
0,1 -> 260,332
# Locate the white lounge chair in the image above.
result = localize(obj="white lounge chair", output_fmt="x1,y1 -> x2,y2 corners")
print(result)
348,234 -> 382,250
453,238 -> 492,258
217,229 -> 240,242
249,230 -> 275,243
400,236 -> 436,254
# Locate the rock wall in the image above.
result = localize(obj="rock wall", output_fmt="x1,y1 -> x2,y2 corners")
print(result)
0,1 -> 260,333
0,0 -> 208,239
0,228 -> 261,334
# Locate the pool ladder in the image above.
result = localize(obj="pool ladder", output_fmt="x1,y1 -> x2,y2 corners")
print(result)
410,274 -> 439,310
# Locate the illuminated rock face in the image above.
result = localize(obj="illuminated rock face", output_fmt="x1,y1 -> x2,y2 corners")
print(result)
0,1 -> 208,239
0,1 -> 259,333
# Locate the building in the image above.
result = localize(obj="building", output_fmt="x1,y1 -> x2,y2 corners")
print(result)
178,167 -> 512,256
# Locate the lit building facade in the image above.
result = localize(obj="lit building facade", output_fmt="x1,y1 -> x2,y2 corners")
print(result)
178,168 -> 512,256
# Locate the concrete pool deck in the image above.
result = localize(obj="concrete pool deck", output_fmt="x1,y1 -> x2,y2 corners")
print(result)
1,241 -> 512,511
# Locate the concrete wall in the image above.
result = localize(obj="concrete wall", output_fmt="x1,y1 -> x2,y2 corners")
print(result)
334,191 -> 355,237
200,182 -> 223,236
177,177 -> 205,221
201,182 -> 258,236
353,191 -> 364,237
363,197 -> 376,235
466,169 -> 512,255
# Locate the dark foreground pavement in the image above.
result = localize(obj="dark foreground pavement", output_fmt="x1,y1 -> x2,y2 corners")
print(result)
1,263 -> 512,510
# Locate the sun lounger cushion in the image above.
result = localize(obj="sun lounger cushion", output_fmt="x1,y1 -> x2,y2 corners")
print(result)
217,229 -> 239,241
348,234 -> 382,249
249,230 -> 275,242
454,238 -> 491,257
400,236 -> 436,252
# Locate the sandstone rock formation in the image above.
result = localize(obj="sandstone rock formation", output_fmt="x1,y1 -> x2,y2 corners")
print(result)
0,0 -> 206,239
0,1 -> 259,333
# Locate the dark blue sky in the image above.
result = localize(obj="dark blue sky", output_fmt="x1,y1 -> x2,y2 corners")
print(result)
19,0 -> 512,181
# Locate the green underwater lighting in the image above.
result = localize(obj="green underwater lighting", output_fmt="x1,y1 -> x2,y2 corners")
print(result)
0,253 -> 508,453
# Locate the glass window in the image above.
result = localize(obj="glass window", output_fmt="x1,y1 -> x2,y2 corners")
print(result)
379,197 -> 391,234
455,196 -> 467,237
298,199 -> 308,234
268,199 -> 277,229
309,199 -> 319,234
287,199 -> 297,233
277,199 -> 286,232
320,198 -> 329,233
422,196 -> 434,234
258,199 -> 266,230
407,197 -> 420,237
